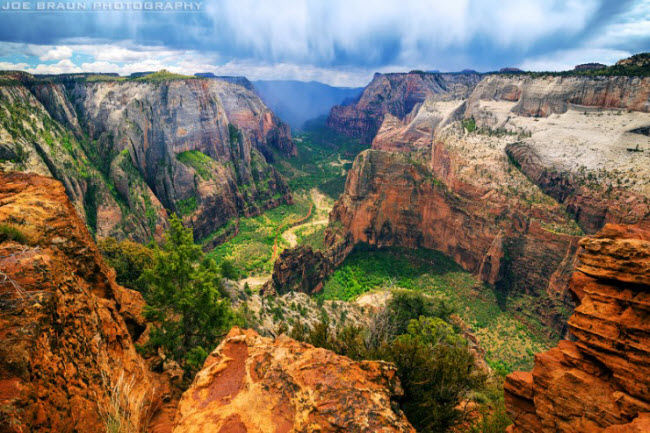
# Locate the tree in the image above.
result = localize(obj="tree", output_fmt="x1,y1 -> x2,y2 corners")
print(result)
386,290 -> 455,336
387,317 -> 486,432
220,259 -> 239,280
142,215 -> 236,371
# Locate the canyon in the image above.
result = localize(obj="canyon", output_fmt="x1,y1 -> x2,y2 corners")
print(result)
0,72 -> 294,243
273,61 -> 650,340
0,53 -> 648,433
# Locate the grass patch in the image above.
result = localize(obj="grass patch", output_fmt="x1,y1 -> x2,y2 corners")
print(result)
0,224 -> 28,244
317,246 -> 552,371
176,150 -> 216,180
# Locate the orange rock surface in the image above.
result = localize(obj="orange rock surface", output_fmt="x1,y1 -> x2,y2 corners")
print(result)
173,327 -> 415,433
505,223 -> 650,432
0,172 -> 169,432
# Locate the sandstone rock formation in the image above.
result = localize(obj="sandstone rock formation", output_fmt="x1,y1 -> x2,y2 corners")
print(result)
467,74 -> 650,117
0,172 -> 169,432
173,327 -> 415,433
505,223 -> 650,432
0,72 -> 294,242
327,72 -> 481,143
328,149 -> 579,335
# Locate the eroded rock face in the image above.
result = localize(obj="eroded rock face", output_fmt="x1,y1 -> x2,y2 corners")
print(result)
325,149 -> 579,334
173,327 -> 414,433
505,223 -> 650,432
0,74 -> 293,242
0,172 -> 168,432
327,72 -> 481,143
505,142 -> 649,234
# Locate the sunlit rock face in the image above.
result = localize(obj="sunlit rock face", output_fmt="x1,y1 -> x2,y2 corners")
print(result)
0,171 -> 170,433
172,327 -> 415,433
505,223 -> 650,433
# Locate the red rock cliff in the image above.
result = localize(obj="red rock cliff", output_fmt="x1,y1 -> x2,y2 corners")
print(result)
0,172 -> 168,432
505,223 -> 650,432
326,149 -> 578,335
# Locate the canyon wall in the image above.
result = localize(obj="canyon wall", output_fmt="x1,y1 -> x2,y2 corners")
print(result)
0,73 -> 294,242
326,149 -> 579,335
467,74 -> 650,118
327,72 -> 481,143
505,223 -> 650,432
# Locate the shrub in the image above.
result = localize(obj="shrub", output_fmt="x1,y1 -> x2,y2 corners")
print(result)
0,224 -> 28,245
296,306 -> 486,433
98,237 -> 154,292
385,317 -> 486,432
220,259 -> 239,280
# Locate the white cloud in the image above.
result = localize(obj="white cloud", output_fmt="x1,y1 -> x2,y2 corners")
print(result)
39,46 -> 73,61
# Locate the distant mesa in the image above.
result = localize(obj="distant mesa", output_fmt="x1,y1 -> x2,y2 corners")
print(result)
499,67 -> 524,73
460,69 -> 479,74
574,63 -> 607,71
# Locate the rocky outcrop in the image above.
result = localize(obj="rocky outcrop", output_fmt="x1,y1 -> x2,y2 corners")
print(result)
468,74 -> 650,117
505,223 -> 650,432
0,172 -> 170,432
0,73 -> 294,242
268,221 -> 354,295
327,72 -> 481,143
268,245 -> 334,295
173,327 -> 414,433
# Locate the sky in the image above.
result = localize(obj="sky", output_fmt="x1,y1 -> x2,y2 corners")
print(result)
0,0 -> 647,87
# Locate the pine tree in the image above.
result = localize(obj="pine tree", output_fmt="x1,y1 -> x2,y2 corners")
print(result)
142,214 -> 235,371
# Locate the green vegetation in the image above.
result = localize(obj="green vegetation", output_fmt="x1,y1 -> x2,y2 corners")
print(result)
85,75 -> 127,82
141,215 -> 238,373
0,224 -> 28,244
135,70 -> 195,81
274,125 -> 365,199
176,150 -> 216,180
176,197 -> 198,216
98,237 -> 154,292
462,117 -> 477,133
219,259 -> 239,280
317,246 -> 552,372
292,291 -> 494,433
206,194 -> 313,276
294,224 -> 327,251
